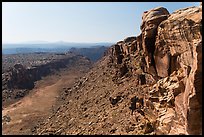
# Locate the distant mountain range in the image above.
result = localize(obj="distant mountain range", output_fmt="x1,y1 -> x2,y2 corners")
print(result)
2,42 -> 114,49
2,42 -> 113,55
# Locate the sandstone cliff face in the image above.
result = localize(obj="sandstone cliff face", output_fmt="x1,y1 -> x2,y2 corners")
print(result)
141,7 -> 169,74
153,6 -> 202,134
111,5 -> 202,135
36,5 -> 202,135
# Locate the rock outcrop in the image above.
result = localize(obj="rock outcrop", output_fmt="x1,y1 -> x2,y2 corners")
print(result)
35,5 -> 202,135
153,6 -> 202,134
141,7 -> 170,75
113,5 -> 202,135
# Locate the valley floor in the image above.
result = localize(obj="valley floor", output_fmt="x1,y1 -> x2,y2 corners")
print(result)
2,67 -> 88,135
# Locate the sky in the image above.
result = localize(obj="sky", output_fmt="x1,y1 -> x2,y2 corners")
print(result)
2,2 -> 200,44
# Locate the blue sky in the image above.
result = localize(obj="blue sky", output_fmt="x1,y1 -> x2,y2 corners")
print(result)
2,2 -> 200,44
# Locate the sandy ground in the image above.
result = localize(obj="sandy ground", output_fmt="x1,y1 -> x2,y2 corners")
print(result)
2,68 -> 86,135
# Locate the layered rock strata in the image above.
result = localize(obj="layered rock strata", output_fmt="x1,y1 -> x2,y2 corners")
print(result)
2,54 -> 92,105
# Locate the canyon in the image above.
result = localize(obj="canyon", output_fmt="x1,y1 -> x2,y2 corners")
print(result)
2,4 -> 202,135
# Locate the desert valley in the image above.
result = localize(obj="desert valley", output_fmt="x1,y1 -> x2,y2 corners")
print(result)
2,3 -> 202,135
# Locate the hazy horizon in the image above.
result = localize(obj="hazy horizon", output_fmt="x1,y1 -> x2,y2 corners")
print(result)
2,41 -> 114,45
3,2 -> 200,44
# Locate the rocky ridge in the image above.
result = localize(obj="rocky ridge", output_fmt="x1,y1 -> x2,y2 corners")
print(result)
36,5 -> 202,135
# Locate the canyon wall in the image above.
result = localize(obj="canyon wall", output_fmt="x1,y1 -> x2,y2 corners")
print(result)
35,5 -> 202,135
110,5 -> 202,135
2,54 -> 92,105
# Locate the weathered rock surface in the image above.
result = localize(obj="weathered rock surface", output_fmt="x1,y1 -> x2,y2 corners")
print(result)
153,6 -> 202,134
35,5 -> 202,135
141,7 -> 170,75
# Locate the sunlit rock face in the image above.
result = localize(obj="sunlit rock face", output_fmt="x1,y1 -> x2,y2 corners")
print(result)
153,6 -> 202,134
154,6 -> 202,78
111,6 -> 202,135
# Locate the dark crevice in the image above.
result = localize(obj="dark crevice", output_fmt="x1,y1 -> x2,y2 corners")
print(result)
140,74 -> 146,85
168,55 -> 172,76
168,55 -> 179,76
119,64 -> 128,77
114,44 -> 124,64
200,19 -> 202,35
129,96 -> 138,114
144,35 -> 157,75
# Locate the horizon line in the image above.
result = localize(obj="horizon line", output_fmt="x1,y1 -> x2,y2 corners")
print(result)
2,41 -> 116,45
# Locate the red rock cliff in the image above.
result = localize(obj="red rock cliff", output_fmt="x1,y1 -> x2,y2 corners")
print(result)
111,5 -> 202,135
36,5 -> 202,135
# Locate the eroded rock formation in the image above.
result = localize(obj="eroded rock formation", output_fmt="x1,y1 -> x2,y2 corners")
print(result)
35,5 -> 202,135
141,7 -> 170,75
153,6 -> 202,134
111,5 -> 202,135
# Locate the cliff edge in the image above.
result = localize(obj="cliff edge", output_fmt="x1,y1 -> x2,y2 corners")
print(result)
36,5 -> 202,135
